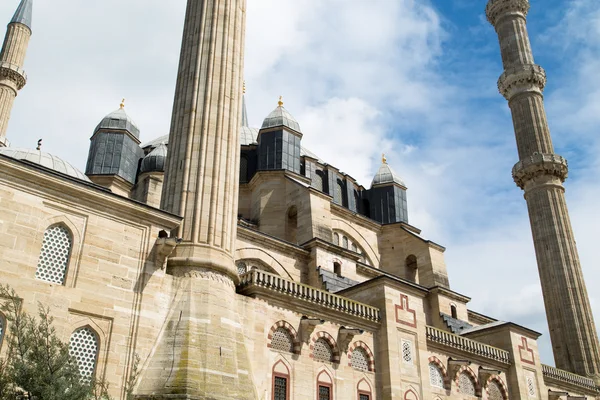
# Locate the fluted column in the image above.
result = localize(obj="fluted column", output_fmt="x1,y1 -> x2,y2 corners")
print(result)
0,17 -> 30,146
487,0 -> 600,382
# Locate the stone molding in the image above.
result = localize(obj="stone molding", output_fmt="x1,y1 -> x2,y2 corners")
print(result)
512,153 -> 568,189
498,64 -> 546,100
486,0 -> 530,26
0,61 -> 27,90
170,266 -> 235,289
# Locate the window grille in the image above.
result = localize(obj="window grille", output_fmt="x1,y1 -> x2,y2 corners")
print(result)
69,327 -> 99,381
271,327 -> 294,353
488,381 -> 504,400
351,347 -> 370,371
36,225 -> 72,285
319,386 -> 331,400
402,340 -> 413,364
313,171 -> 324,191
360,395 -> 370,400
527,377 -> 536,397
237,262 -> 247,275
274,376 -> 287,400
313,338 -> 333,362
334,180 -> 343,205
458,373 -> 476,396
429,363 -> 444,388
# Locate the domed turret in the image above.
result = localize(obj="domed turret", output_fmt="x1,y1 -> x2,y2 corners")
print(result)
367,154 -> 409,224
140,143 -> 167,174
261,97 -> 302,133
94,101 -> 140,139
371,155 -> 405,187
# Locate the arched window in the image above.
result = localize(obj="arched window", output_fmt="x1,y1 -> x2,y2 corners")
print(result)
36,224 -> 73,285
351,347 -> 370,371
313,338 -> 334,362
237,262 -> 247,275
487,380 -> 505,400
334,179 -> 343,205
342,236 -> 349,249
69,327 -> 99,382
272,361 -> 290,400
271,327 -> 294,353
0,312 -> 5,349
317,371 -> 333,400
333,233 -> 340,246
458,372 -> 476,396
285,206 -> 298,244
351,243 -> 358,252
313,170 -> 324,192
334,262 -> 342,276
429,362 -> 444,389
358,379 -> 372,400
405,255 -> 418,283
240,155 -> 248,183
451,304 -> 458,319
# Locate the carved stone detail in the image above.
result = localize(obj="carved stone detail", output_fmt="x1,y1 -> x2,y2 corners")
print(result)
0,62 -> 27,90
169,266 -> 235,289
512,153 -> 569,189
498,64 -> 546,100
486,0 -> 530,26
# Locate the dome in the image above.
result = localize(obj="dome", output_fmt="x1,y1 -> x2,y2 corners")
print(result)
372,162 -> 405,188
140,143 -> 167,173
241,126 -> 258,146
261,104 -> 302,133
94,106 -> 140,138
0,147 -> 91,182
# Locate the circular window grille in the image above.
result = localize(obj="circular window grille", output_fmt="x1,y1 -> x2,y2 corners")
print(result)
458,373 -> 476,396
36,225 -> 72,285
527,377 -> 536,397
271,327 -> 294,353
351,347 -> 369,371
69,327 -> 99,381
237,262 -> 247,275
313,338 -> 333,362
429,363 -> 444,388
402,340 -> 413,364
488,381 -> 504,400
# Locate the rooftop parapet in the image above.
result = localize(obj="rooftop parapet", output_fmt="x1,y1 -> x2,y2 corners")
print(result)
542,364 -> 599,394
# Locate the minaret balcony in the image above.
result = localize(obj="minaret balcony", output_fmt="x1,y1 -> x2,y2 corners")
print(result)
498,64 -> 546,100
486,0 -> 530,26
512,153 -> 569,189
0,61 -> 27,89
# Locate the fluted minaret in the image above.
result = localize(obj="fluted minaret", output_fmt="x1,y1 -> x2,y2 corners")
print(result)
486,0 -> 600,382
136,0 -> 256,398
0,0 -> 32,147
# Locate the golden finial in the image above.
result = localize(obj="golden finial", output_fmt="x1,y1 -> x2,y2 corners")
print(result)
278,96 -> 284,107
382,153 -> 387,164
120,98 -> 126,109
243,81 -> 246,94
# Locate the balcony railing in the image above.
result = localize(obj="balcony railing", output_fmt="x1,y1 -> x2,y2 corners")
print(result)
542,364 -> 599,392
238,269 -> 381,323
426,325 -> 511,364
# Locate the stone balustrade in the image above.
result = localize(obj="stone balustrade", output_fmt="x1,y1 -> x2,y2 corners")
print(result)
238,269 -> 381,323
426,325 -> 511,364
542,364 -> 599,392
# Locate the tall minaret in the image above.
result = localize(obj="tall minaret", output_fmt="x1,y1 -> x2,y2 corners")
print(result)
0,0 -> 32,147
136,0 -> 256,398
486,0 -> 600,381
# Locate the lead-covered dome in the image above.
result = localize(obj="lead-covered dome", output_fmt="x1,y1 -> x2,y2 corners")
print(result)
0,147 -> 91,182
372,160 -> 405,187
261,99 -> 302,133
140,143 -> 167,173
94,106 -> 140,138
241,126 -> 258,146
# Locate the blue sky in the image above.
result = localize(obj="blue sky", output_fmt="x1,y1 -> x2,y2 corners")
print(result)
0,0 -> 599,366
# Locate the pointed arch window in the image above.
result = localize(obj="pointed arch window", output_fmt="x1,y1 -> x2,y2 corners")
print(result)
429,362 -> 444,389
313,338 -> 334,362
36,224 -> 73,285
351,347 -> 370,371
69,327 -> 99,381
272,361 -> 290,400
458,372 -> 476,396
488,380 -> 505,400
317,371 -> 333,400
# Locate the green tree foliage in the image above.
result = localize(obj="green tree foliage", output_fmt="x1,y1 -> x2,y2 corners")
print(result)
0,285 -> 112,400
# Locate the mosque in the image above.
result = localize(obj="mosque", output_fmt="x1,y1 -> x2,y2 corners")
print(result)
0,0 -> 599,399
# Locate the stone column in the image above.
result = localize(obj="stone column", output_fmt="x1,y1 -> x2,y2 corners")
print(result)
135,0 -> 257,398
486,0 -> 600,382
0,3 -> 31,147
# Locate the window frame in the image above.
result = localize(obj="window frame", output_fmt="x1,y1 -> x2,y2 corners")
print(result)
69,325 -> 100,381
318,383 -> 333,400
36,223 -> 74,286
271,362 -> 290,400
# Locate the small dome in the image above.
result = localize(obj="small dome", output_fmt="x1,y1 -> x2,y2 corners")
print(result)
261,105 -> 302,133
140,143 -> 167,173
95,107 -> 140,138
372,162 -> 405,187
0,147 -> 91,182
241,126 -> 258,146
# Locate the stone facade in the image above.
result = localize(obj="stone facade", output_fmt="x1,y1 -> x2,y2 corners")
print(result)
0,0 -> 599,399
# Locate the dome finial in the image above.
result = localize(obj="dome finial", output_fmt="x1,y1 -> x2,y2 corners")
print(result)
382,153 -> 387,164
36,138 -> 42,151
120,98 -> 126,109
278,96 -> 284,107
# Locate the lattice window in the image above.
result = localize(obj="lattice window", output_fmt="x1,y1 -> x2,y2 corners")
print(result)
237,262 -> 247,275
527,376 -> 536,397
488,381 -> 504,400
351,347 -> 370,371
36,225 -> 72,285
458,373 -> 476,396
313,170 -> 324,192
313,338 -> 333,362
429,363 -> 444,388
69,327 -> 99,381
402,340 -> 413,364
271,327 -> 294,353
319,385 -> 331,400
360,395 -> 370,400
274,376 -> 287,400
